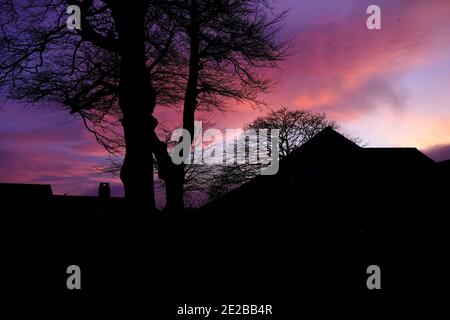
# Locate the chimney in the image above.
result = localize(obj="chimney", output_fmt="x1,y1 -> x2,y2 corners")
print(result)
98,182 -> 111,199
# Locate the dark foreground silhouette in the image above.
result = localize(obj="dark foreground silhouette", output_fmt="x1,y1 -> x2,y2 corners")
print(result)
1,128 -> 449,316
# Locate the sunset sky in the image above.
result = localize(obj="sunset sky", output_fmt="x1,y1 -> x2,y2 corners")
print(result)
1,0 -> 449,198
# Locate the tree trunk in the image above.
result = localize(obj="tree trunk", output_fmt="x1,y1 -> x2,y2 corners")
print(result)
151,132 -> 184,214
183,0 -> 200,138
112,2 -> 157,213
151,0 -> 201,215
161,0 -> 201,214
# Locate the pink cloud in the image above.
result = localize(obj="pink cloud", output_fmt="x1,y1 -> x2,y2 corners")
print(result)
263,0 -> 450,121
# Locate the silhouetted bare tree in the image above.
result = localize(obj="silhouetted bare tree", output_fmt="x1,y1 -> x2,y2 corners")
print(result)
0,0 -> 288,214
207,108 -> 341,200
155,0 -> 289,213
0,0 -> 182,213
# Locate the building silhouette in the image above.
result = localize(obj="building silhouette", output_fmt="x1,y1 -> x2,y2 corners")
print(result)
1,127 -> 448,300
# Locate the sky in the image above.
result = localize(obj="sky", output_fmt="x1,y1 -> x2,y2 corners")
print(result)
1,0 -> 449,197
